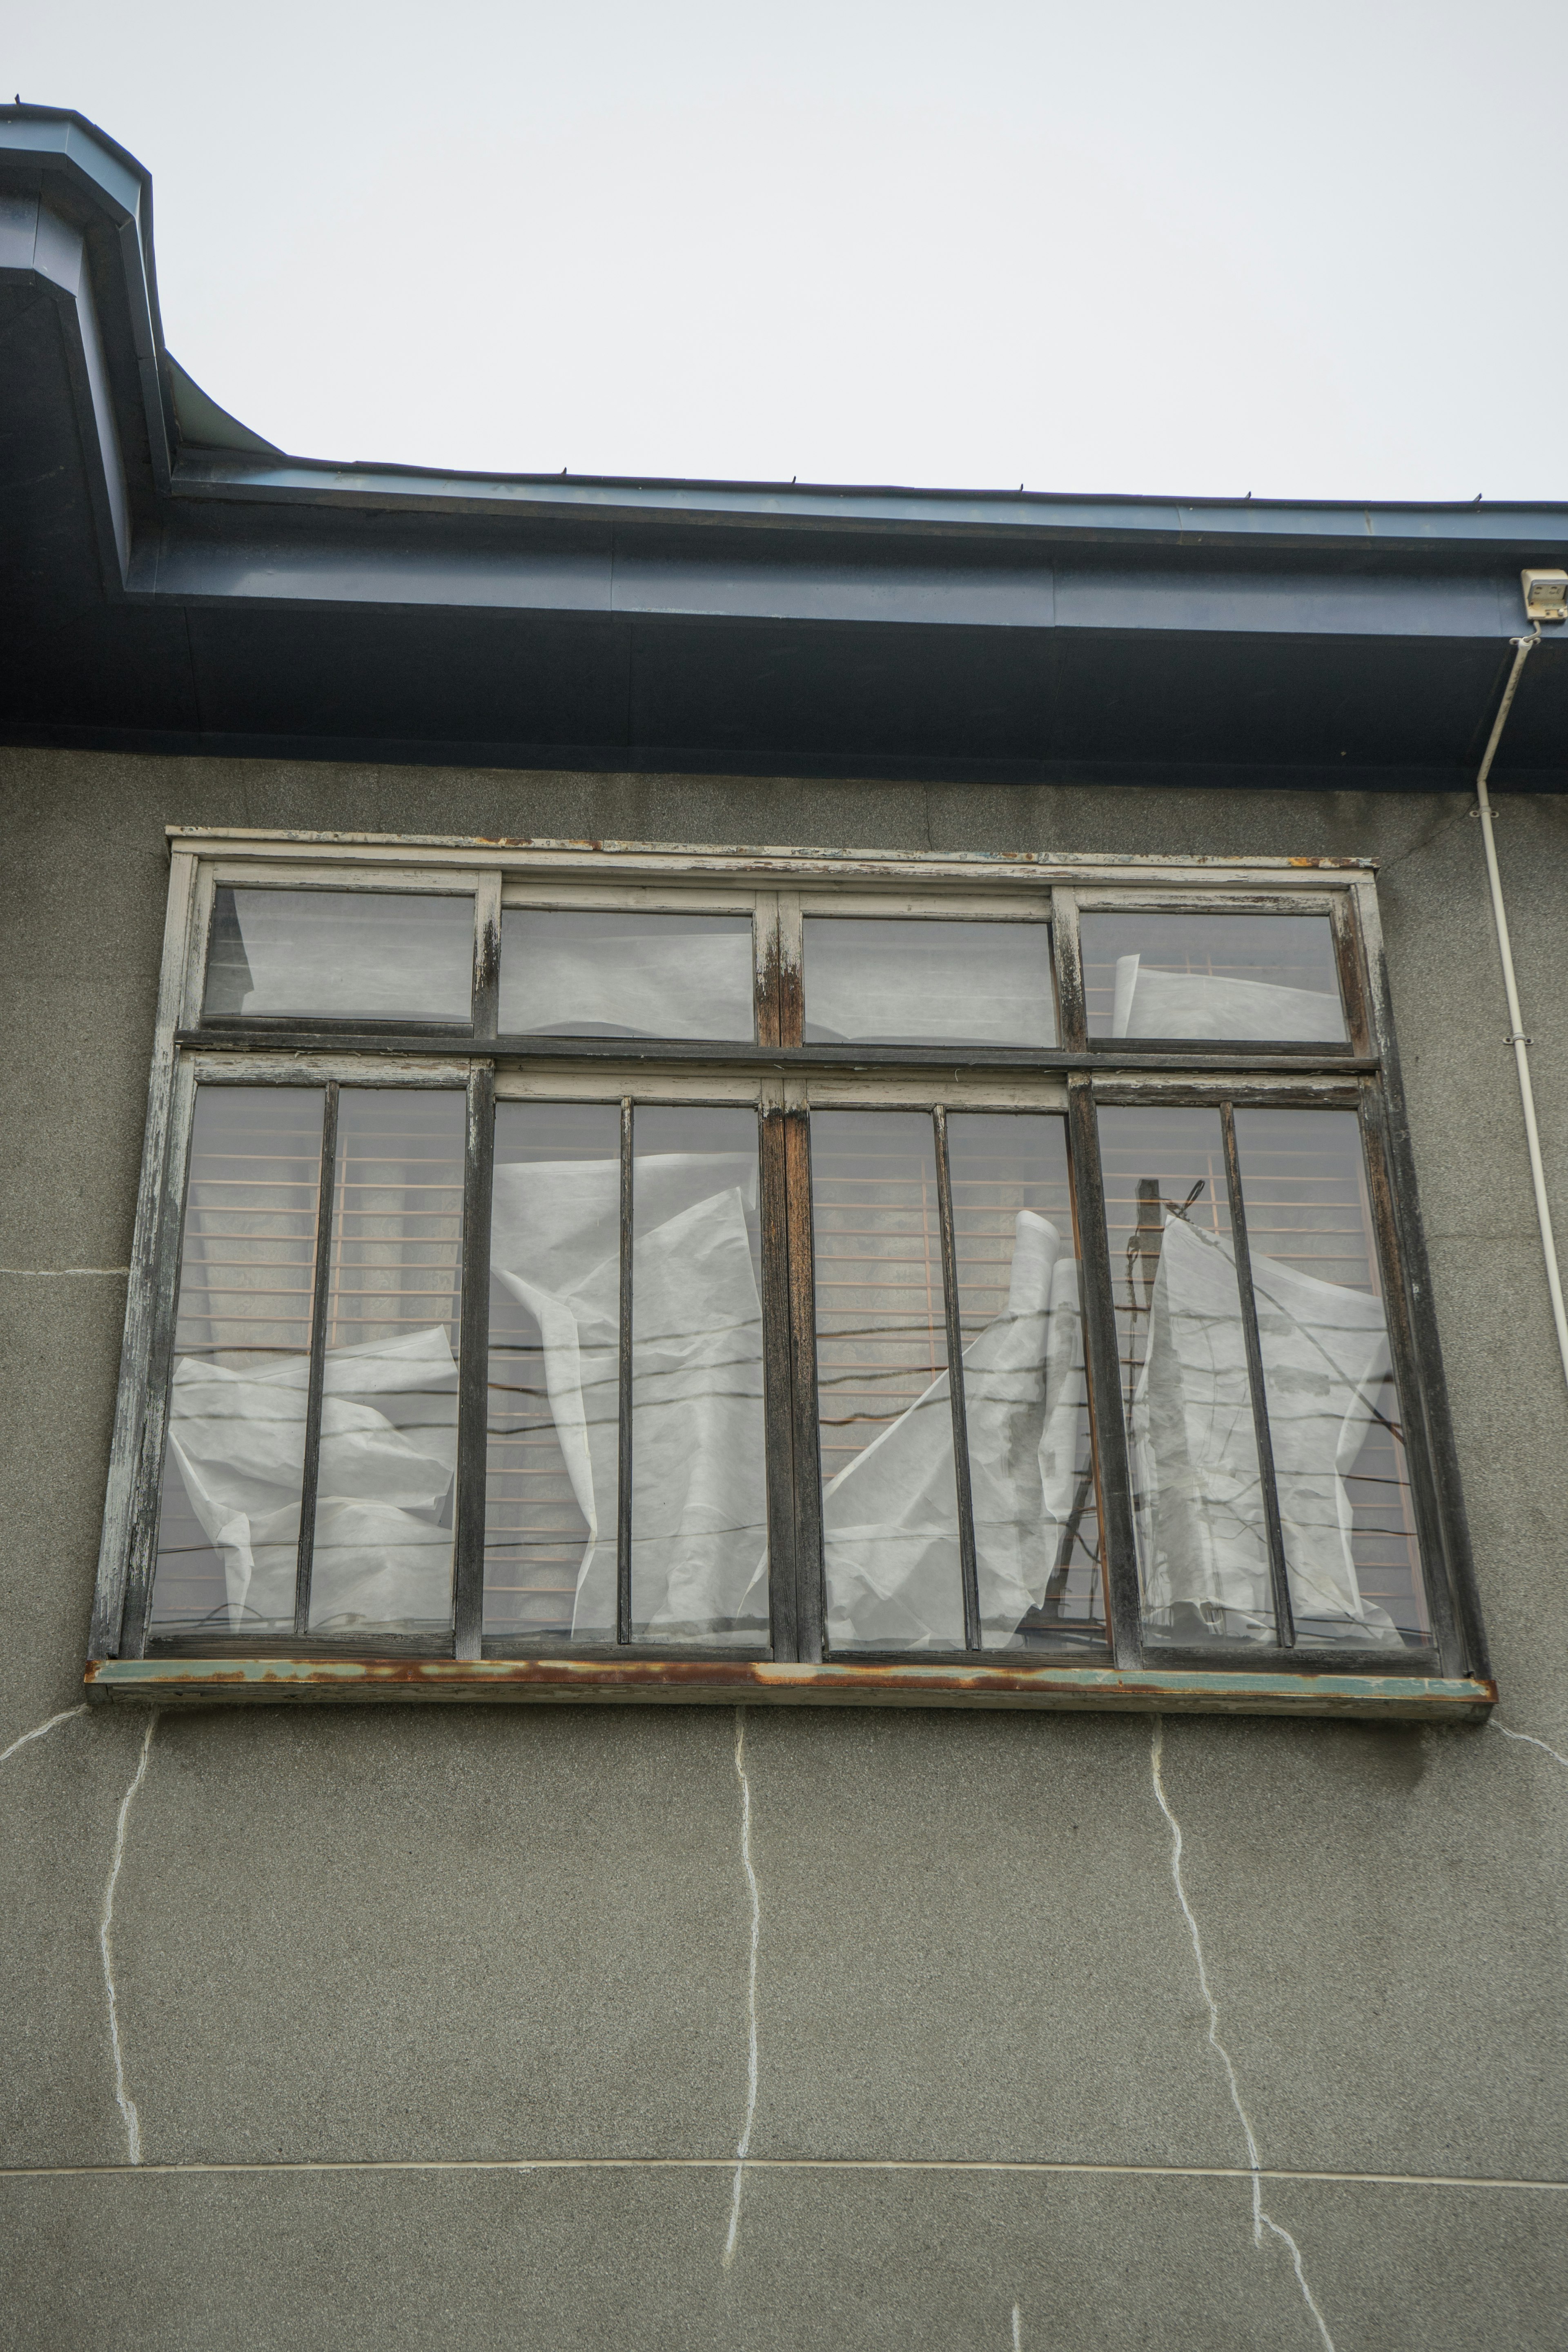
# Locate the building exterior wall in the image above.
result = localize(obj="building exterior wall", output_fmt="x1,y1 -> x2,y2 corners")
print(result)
3,745 -> 1566,2351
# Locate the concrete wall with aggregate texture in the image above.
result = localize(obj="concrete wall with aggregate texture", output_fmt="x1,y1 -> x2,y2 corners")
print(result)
3,747 -> 1566,2351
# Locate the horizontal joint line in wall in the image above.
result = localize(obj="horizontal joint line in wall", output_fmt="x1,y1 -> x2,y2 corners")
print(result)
2,2158 -> 1562,2191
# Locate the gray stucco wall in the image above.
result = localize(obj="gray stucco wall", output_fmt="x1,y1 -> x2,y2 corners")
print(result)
2,747 -> 1566,2351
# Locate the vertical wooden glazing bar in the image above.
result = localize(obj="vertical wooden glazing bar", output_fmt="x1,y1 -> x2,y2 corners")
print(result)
617,1096 -> 634,1646
1049,886 -> 1087,1050
783,1092 -> 825,1662
758,1093 -> 798,1658
472,875 -> 502,1041
1218,1100 -> 1295,1650
1067,1076 -> 1142,1669
293,1080 -> 340,1640
116,1054 -> 200,1659
932,1106 -> 982,1651
452,1064 -> 495,1660
91,851 -> 202,1657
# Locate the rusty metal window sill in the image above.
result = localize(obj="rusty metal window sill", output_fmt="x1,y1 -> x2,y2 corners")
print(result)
85,1657 -> 1497,1721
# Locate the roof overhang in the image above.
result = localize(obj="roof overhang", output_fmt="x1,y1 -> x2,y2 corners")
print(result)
3,104 -> 1566,787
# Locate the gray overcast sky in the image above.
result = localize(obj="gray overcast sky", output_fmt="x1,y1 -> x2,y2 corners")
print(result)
11,1 -> 1563,499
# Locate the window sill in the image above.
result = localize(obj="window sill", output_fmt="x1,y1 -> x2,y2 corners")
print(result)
85,1657 -> 1496,1721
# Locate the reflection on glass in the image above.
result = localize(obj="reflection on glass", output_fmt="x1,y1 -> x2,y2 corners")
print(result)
204,888 -> 474,1023
148,1087 -> 325,1636
1097,1107 -> 1276,1646
1232,1109 -> 1419,1646
630,1109 -> 767,1644
306,1091 -> 465,1636
486,1105 -> 621,1639
947,1115 -> 1102,1645
812,1111 -> 960,1646
803,919 -> 1055,1046
499,910 -> 755,1040
1082,913 -> 1347,1043
484,1104 -> 768,1646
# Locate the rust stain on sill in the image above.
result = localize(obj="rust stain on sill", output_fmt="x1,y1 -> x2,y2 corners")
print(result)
85,1657 -> 1497,1722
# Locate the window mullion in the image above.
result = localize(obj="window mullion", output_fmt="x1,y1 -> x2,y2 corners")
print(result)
472,875 -> 501,1040
932,1106 -> 982,1650
1050,887 -> 1087,1049
1068,1076 -> 1142,1668
759,1098 -> 800,1660
292,1079 -> 340,1642
783,1101 -> 825,1662
616,1097 -> 634,1646
1218,1100 -> 1296,1650
452,1063 -> 495,1660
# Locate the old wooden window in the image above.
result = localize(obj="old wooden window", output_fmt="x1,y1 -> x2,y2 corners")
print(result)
86,837 -> 1491,1719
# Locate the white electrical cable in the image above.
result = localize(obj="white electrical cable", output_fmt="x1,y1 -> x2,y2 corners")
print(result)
1471,629 -> 1568,1395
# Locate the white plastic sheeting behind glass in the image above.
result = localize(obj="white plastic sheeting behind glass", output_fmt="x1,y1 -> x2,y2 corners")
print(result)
204,888 -> 474,1023
149,1086 -> 324,1636
486,1105 -> 768,1645
305,1091 -> 465,1635
1100,1104 -> 1410,1648
499,910 -> 755,1040
812,1109 -> 1096,1650
1232,1107 -> 1422,1643
803,919 -> 1055,1045
1082,913 -> 1347,1043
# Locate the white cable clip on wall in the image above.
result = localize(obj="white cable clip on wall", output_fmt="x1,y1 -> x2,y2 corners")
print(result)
1470,570 -> 1568,1394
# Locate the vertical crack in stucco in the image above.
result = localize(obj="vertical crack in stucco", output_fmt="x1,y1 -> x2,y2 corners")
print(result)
722,1706 -> 761,2268
0,1703 -> 88,1766
1491,1719 -> 1568,1773
1011,2300 -> 1022,2350
1149,1719 -> 1336,2352
100,1712 -> 157,2165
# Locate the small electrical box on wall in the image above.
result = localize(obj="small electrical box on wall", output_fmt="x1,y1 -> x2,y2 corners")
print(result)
1521,568 -> 1568,624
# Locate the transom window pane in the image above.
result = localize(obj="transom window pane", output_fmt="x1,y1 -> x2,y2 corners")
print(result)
499,910 -> 755,1040
811,1108 -> 1097,1651
149,1085 -> 325,1637
204,888 -> 474,1023
803,919 -> 1056,1046
1082,912 -> 1347,1043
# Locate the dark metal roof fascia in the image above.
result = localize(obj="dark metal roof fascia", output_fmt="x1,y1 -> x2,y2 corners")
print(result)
0,105 -> 173,497
169,450 -> 1568,558
5,110 -> 1568,570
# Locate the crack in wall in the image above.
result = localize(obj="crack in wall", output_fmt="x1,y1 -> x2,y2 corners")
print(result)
0,1702 -> 87,1766
0,1267 -> 130,1277
1149,1719 -> 1336,2352
1491,1718 -> 1568,1773
1010,2300 -> 1022,2349
722,1706 -> 761,2268
99,1713 -> 157,2166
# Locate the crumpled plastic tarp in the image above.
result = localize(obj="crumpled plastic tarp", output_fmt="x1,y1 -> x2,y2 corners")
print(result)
1112,953 -> 1345,1043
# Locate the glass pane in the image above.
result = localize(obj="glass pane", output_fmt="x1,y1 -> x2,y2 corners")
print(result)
204,888 -> 474,1023
149,1086 -> 325,1637
947,1114 -> 1103,1646
1082,912 -> 1347,1043
499,910 -> 755,1040
1232,1109 -> 1421,1647
812,1110 -> 961,1648
307,1091 -> 465,1637
631,1109 -> 767,1644
487,1104 -> 621,1640
1097,1106 -> 1277,1646
803,919 -> 1055,1046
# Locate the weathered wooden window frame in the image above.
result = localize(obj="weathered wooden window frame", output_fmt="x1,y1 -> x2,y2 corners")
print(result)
85,831 -> 1494,1721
